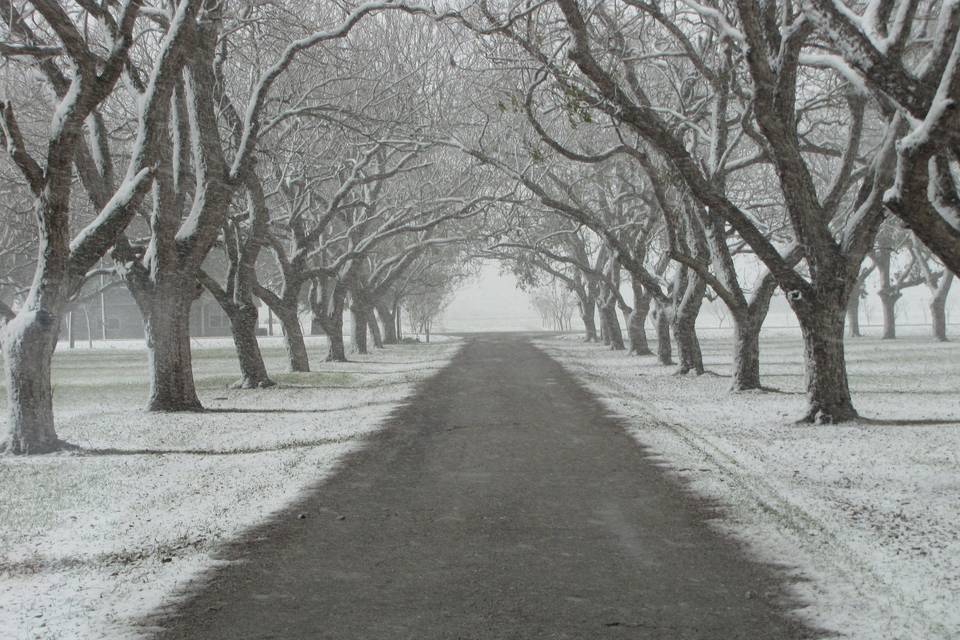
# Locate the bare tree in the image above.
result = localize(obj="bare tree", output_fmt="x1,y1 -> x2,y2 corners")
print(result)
0,0 -> 197,453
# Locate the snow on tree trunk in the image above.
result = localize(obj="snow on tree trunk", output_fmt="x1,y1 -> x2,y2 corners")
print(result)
1,310 -> 62,454
795,303 -> 858,424
143,295 -> 202,412
731,315 -> 762,392
228,304 -> 275,389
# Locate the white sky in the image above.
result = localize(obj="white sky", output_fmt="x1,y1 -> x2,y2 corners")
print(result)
439,261 -> 544,332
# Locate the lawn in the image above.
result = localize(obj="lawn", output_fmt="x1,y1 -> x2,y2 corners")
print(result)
0,335 -> 462,640
537,327 -> 960,640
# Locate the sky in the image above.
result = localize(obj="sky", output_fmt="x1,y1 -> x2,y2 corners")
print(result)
439,261 -> 544,332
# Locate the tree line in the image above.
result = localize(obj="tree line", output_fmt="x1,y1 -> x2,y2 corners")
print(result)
1,0 -> 958,454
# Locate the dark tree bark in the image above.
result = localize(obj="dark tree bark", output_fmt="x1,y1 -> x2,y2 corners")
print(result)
351,304 -> 369,355
225,303 -> 275,388
846,265 -> 873,338
671,266 -> 705,375
198,172 -> 277,389
930,272 -> 953,342
793,297 -> 857,424
874,246 -> 900,339
879,290 -> 899,340
255,281 -> 310,372
627,278 -> 652,355
368,310 -> 384,349
598,274 -> 625,351
581,302 -> 598,342
601,301 -> 625,350
326,322 -> 347,361
731,316 -> 761,391
846,294 -> 863,338
138,283 -> 203,412
311,275 -> 349,362
279,309 -> 310,371
726,274 -> 779,392
651,298 -> 673,365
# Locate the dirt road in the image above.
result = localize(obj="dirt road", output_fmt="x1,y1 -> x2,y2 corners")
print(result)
153,334 -> 816,639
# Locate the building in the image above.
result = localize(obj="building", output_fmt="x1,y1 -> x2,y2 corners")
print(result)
62,286 -> 233,342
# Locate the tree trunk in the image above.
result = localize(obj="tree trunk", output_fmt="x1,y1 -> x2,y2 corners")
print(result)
142,294 -> 202,412
672,271 -> 705,375
931,296 -> 948,341
351,306 -> 369,355
652,299 -> 673,365
368,312 -> 384,349
227,304 -> 275,388
311,281 -> 348,363
395,302 -> 402,341
376,302 -> 398,344
579,294 -> 598,342
731,314 -> 762,391
929,271 -> 953,342
315,303 -> 348,363
326,330 -> 347,362
1,311 -> 62,454
628,280 -> 652,355
795,303 -> 858,424
673,311 -> 704,375
274,307 -> 309,372
846,294 -> 862,338
879,290 -> 899,339
600,302 -> 625,350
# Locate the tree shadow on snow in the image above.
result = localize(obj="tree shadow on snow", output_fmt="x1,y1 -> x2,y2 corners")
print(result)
856,417 -> 960,427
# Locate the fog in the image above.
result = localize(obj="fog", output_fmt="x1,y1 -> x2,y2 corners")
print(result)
439,262 -> 544,333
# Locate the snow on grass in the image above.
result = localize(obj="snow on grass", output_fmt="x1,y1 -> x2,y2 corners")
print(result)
536,327 -> 960,640
0,336 -> 462,640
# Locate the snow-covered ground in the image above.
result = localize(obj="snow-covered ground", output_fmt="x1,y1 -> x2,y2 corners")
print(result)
0,335 -> 461,639
536,328 -> 960,640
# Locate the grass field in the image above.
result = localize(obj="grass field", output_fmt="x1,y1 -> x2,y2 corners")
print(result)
0,335 -> 462,639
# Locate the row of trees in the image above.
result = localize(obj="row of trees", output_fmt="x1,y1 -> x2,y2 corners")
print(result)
0,2 -> 496,454
455,0 -> 960,425
2,0 -> 958,454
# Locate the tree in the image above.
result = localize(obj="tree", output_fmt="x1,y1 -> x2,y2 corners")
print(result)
0,0 -> 197,453
801,0 -> 960,277
472,0 -> 900,421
